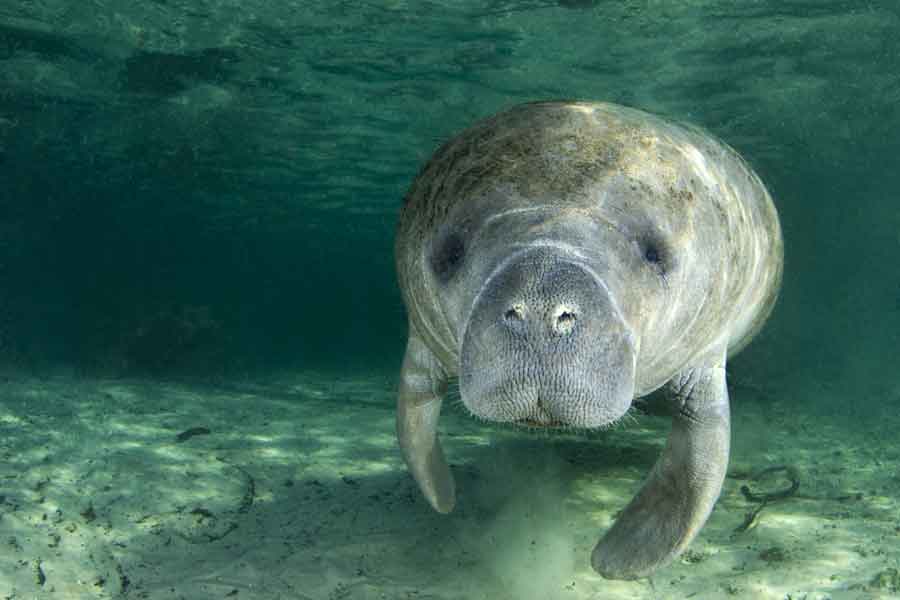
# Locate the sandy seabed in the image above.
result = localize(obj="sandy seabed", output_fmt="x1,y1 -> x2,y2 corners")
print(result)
1,369 -> 898,600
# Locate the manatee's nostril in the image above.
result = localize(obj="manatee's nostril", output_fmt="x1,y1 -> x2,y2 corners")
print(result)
504,304 -> 525,323
552,306 -> 578,335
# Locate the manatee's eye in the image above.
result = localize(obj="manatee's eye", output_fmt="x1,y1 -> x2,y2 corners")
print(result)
638,234 -> 673,277
430,231 -> 466,282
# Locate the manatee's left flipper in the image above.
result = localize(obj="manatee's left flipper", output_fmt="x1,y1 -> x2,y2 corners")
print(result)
592,356 -> 730,579
396,332 -> 455,513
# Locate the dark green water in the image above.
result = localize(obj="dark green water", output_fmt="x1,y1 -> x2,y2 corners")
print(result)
2,3 -> 900,598
2,1 -> 899,393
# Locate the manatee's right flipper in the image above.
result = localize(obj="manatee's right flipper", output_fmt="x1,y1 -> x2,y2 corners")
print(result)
592,356 -> 730,579
396,333 -> 455,513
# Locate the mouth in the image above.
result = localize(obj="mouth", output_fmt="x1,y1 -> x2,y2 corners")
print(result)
517,415 -> 564,428
518,420 -> 562,428
504,395 -> 567,428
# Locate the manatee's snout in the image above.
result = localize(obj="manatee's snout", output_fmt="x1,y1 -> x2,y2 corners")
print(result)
460,249 -> 636,429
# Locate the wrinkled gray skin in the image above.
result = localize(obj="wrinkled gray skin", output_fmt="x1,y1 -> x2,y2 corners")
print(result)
394,101 -> 783,580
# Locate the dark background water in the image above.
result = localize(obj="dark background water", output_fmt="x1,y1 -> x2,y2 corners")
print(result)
1,1 -> 898,401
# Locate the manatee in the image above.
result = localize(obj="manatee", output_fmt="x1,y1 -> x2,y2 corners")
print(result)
393,101 -> 783,579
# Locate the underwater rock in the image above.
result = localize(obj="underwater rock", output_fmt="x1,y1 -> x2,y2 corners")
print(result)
758,546 -> 788,563
862,567 -> 900,593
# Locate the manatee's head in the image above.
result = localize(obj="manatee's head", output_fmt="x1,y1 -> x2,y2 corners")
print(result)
426,194 -> 678,429
411,103 -> 695,430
